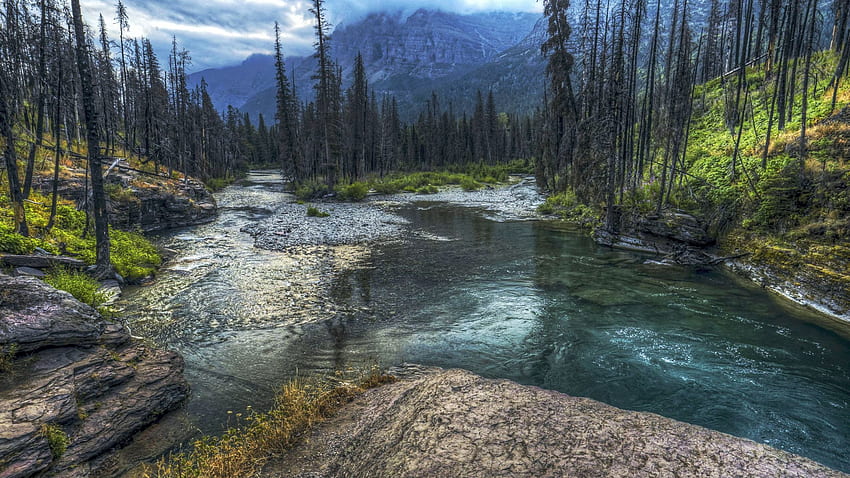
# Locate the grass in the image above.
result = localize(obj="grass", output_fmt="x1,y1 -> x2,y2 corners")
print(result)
306,206 -> 330,218
0,191 -> 162,282
40,423 -> 69,460
335,182 -> 369,201
537,190 -> 601,228
142,369 -> 396,478
44,267 -> 109,310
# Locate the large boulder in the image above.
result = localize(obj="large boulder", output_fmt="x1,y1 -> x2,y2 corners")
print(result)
0,274 -> 189,478
264,368 -> 846,478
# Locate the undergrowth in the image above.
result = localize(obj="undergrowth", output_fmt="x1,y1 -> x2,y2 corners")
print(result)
293,159 -> 533,200
142,369 -> 396,478
0,343 -> 18,373
306,206 -> 330,218
0,192 -> 161,281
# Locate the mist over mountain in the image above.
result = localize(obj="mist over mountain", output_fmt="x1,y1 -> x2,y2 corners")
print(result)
188,9 -> 544,121
188,0 -> 730,122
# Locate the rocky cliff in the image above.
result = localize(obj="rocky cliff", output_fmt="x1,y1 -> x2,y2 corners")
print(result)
263,367 -> 845,477
0,275 -> 189,478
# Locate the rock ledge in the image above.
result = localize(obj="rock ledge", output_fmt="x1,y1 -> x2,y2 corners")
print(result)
264,367 -> 846,478
0,274 -> 189,478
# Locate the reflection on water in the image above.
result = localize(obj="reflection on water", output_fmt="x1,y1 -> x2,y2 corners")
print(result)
120,172 -> 850,472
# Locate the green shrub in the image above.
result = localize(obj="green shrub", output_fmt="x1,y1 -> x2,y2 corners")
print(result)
44,268 -> 108,309
110,229 -> 162,281
306,206 -> 330,218
460,177 -> 482,191
336,182 -> 369,201
206,177 -> 235,192
0,223 -> 40,254
40,423 -> 69,459
294,181 -> 332,201
415,185 -> 439,194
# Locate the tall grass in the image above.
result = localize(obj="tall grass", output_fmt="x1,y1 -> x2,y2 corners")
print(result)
143,370 -> 396,478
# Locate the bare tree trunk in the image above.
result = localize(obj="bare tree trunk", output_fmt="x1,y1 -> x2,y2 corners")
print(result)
71,0 -> 112,277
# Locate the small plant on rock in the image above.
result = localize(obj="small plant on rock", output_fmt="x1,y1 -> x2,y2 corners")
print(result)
306,206 -> 330,218
44,268 -> 108,309
40,423 -> 69,459
0,343 -> 18,373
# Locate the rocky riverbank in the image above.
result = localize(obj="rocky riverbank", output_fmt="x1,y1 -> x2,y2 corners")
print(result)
261,366 -> 846,477
0,274 -> 189,478
593,208 -> 850,323
243,177 -> 543,252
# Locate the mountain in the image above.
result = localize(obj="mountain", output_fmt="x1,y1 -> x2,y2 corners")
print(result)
189,9 -> 544,122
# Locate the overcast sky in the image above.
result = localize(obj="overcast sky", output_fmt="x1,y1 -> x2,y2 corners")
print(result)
81,0 -> 542,72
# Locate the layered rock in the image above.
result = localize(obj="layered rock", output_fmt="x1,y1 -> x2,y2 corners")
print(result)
34,161 -> 216,234
264,367 -> 846,478
0,274 -> 189,478
594,208 -> 716,264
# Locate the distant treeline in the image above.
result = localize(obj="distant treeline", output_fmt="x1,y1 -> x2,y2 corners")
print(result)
269,0 -> 539,187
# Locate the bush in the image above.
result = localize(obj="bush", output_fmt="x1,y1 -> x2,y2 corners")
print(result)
306,206 -> 330,218
0,223 -> 41,254
206,177 -> 235,192
110,229 -> 162,281
459,177 -> 482,191
336,182 -> 369,201
414,185 -> 437,194
44,268 -> 108,309
294,181 -> 332,201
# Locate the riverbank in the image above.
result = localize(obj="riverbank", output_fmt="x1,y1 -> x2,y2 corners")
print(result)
590,207 -> 850,325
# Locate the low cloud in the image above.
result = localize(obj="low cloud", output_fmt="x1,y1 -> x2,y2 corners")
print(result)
82,0 -> 540,71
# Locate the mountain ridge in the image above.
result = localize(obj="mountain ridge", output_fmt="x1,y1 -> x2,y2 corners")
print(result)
188,9 -> 544,121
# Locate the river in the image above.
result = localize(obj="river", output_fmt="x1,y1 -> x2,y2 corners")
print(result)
118,171 -> 850,472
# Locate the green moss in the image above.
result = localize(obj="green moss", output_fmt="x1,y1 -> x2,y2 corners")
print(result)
40,423 -> 69,460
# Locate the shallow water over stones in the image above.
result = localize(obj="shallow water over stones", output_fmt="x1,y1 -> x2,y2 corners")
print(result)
119,171 -> 850,473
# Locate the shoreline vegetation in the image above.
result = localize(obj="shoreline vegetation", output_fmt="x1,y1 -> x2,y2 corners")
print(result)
141,369 -> 396,478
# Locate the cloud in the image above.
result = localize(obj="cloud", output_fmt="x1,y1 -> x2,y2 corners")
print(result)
81,0 -> 541,71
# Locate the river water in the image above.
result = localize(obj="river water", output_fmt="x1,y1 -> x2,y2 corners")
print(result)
119,171 -> 850,472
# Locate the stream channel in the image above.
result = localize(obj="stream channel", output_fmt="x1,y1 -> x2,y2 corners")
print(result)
118,171 -> 850,472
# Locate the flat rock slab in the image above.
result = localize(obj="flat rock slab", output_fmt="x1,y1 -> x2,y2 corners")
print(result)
264,368 -> 846,478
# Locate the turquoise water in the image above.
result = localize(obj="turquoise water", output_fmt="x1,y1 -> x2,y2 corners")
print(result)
121,176 -> 850,472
